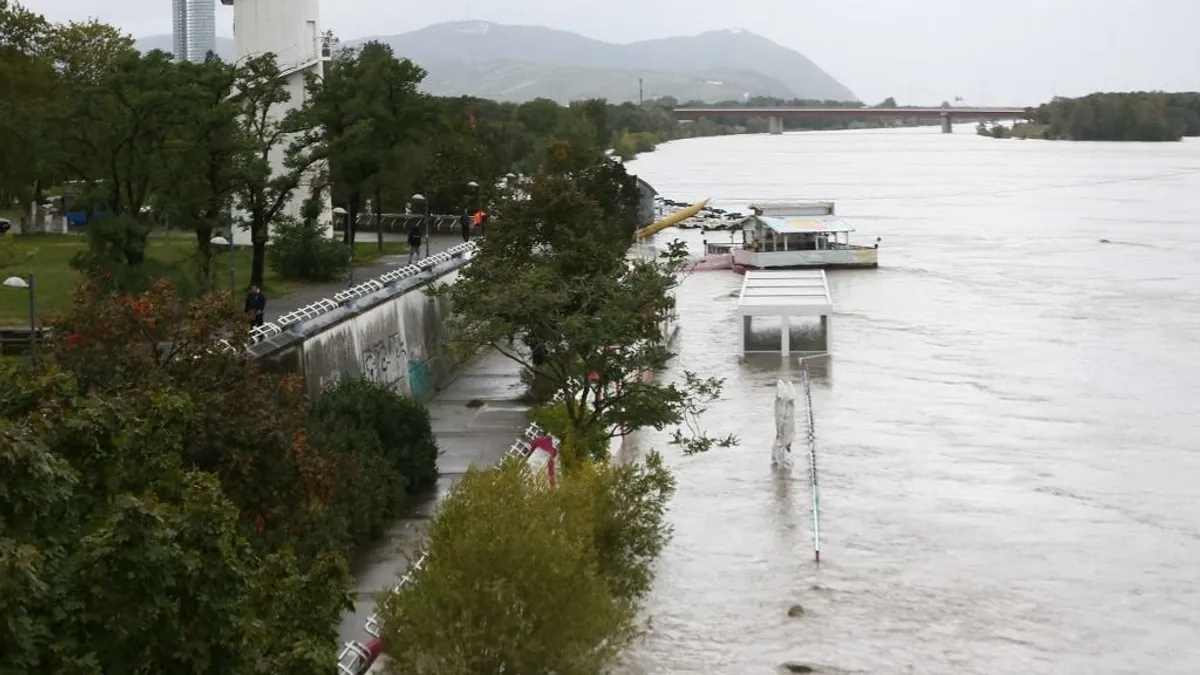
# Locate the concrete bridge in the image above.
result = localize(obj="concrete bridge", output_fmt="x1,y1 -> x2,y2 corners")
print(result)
673,106 -> 1030,134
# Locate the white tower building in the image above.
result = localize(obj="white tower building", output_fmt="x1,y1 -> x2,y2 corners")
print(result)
219,0 -> 334,245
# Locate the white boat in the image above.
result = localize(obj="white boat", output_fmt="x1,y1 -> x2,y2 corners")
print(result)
711,201 -> 879,270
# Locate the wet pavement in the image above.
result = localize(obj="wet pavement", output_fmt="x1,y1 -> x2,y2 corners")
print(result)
336,347 -> 529,645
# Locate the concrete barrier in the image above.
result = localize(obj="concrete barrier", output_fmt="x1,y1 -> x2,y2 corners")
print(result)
247,242 -> 478,399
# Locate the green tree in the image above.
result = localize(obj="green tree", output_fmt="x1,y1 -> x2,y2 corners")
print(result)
157,56 -> 243,278
307,377 -> 439,550
0,365 -> 352,674
48,279 -> 339,556
442,151 -> 733,465
298,41 -> 430,250
378,455 -> 675,675
0,0 -> 56,206
49,47 -> 184,269
230,54 -> 315,287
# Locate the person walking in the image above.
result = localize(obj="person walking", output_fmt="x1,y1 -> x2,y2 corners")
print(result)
459,209 -> 471,243
407,220 -> 423,264
244,285 -> 267,328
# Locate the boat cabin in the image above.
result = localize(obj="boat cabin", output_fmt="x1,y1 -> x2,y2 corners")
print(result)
739,202 -> 855,252
729,201 -> 879,269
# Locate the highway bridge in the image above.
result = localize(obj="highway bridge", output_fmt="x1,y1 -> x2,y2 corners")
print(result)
672,106 -> 1031,134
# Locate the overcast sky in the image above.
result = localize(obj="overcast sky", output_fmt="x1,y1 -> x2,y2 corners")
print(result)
23,0 -> 1200,105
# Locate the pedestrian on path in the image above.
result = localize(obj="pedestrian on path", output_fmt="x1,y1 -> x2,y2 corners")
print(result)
459,209 -> 471,243
407,220 -> 423,264
244,285 -> 267,328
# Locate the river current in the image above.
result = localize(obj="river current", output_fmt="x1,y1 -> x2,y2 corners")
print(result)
618,126 -> 1200,674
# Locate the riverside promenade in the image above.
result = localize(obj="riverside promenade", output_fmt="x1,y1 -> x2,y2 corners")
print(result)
336,347 -> 529,646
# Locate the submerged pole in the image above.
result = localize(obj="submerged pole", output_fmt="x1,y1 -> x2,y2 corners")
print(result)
799,357 -> 820,564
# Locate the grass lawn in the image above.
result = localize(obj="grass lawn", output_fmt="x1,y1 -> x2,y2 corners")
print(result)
352,240 -> 409,265
0,230 -> 412,326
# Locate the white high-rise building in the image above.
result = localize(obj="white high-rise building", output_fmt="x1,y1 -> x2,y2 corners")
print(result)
220,0 -> 334,245
171,0 -> 217,63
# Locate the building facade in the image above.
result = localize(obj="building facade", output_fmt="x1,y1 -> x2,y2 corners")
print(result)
171,0 -> 217,62
220,0 -> 334,245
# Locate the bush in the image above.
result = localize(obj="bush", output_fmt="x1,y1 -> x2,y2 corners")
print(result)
267,214 -> 349,282
309,378 -> 440,551
529,401 -> 609,469
379,454 -> 675,674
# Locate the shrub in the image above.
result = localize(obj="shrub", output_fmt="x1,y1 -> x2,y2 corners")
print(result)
309,378 -> 440,551
378,454 -> 675,674
529,401 -> 609,470
267,214 -> 349,282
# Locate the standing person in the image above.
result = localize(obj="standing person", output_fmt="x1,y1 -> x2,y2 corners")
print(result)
479,210 -> 488,236
244,285 -> 267,328
407,220 -> 423,264
459,209 -> 471,243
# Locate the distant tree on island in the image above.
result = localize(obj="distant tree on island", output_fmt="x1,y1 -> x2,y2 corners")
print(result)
985,92 -> 1200,142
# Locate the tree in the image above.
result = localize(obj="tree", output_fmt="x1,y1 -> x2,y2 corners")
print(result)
378,455 -> 675,675
0,364 -> 353,674
307,377 -> 439,549
48,279 -> 339,555
158,55 -> 243,277
297,41 -> 430,250
230,54 -> 316,287
0,0 -> 55,206
441,150 -> 734,465
51,47 -> 189,270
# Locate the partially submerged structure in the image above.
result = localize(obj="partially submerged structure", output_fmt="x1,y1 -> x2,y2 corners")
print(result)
737,270 -> 833,355
718,201 -> 879,270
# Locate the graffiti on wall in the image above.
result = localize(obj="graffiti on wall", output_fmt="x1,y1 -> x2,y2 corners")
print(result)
362,332 -> 408,389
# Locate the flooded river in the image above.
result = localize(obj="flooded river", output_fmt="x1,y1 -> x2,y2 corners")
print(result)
618,126 -> 1200,674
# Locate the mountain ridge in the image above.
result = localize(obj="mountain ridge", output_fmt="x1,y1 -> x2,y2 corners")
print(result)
135,22 -> 857,103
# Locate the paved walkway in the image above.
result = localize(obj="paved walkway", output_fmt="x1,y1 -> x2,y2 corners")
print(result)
336,348 -> 528,646
264,234 -> 468,323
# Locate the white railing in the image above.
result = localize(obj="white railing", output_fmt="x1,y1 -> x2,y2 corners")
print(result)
246,240 -> 478,347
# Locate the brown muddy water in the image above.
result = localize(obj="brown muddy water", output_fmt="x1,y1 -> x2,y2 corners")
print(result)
616,126 -> 1200,674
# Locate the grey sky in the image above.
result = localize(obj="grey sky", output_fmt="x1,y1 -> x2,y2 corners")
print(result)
24,0 -> 1200,104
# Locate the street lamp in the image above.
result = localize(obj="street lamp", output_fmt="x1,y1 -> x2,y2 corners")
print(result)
210,235 -> 235,301
332,207 -> 352,284
3,274 -> 35,359
411,194 -> 430,258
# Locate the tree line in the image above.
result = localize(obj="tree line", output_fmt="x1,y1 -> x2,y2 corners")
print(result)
1,276 -> 443,673
980,91 -> 1200,142
1,1 -> 736,671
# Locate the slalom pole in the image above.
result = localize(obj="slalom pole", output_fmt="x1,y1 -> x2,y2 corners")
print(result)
799,357 -> 821,564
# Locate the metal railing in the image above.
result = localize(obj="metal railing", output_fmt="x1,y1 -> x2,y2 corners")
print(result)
244,240 -> 479,348
340,213 -> 474,234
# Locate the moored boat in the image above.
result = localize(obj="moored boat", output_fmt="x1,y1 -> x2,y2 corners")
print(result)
726,201 -> 879,270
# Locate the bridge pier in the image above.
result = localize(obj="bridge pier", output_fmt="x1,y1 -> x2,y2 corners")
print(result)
941,112 -> 953,133
768,116 -> 784,135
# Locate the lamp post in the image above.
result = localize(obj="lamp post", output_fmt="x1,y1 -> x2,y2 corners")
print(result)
332,207 -> 352,284
210,235 -> 236,302
3,274 -> 35,360
411,193 -> 429,258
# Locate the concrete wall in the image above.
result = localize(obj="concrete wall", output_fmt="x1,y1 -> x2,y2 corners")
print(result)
635,175 -> 658,229
248,243 -> 476,399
